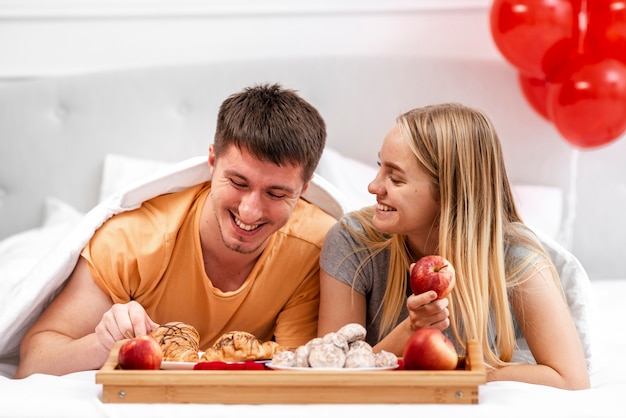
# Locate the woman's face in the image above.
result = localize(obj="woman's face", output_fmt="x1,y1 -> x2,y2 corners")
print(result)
368,125 -> 440,245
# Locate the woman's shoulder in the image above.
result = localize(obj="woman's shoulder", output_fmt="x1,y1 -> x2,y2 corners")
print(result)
506,221 -> 542,245
327,208 -> 387,241
504,223 -> 553,277
324,211 -> 366,245
320,209 -> 391,291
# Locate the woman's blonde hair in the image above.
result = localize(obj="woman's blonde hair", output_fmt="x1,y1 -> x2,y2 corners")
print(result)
348,103 -> 560,367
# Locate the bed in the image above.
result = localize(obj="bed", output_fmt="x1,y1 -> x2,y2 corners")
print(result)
0,58 -> 624,417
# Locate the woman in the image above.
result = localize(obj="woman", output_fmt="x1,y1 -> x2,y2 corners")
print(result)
318,103 -> 589,389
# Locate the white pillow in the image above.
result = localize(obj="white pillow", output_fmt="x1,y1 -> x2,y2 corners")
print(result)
512,184 -> 564,245
99,154 -> 174,203
316,148 -> 377,211
0,197 -> 82,295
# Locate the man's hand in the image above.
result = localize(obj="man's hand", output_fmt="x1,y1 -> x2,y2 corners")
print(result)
94,301 -> 160,354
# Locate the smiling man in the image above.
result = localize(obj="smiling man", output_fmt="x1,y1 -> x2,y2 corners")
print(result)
15,84 -> 336,378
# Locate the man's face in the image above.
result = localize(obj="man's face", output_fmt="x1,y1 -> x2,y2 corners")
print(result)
208,144 -> 309,255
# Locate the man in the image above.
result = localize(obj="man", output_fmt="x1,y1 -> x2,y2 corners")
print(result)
15,83 -> 336,377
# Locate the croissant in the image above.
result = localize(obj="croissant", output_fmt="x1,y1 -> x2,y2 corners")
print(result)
200,331 -> 281,362
150,321 -> 200,362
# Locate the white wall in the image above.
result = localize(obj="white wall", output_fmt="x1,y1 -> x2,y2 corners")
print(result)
0,0 -> 499,78
0,0 -> 624,279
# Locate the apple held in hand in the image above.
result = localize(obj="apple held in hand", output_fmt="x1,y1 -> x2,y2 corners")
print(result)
402,327 -> 458,370
410,255 -> 455,298
118,335 -> 163,370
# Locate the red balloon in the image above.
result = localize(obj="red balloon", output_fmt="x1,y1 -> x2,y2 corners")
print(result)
585,0 -> 626,63
518,73 -> 551,119
490,0 -> 582,79
547,56 -> 626,148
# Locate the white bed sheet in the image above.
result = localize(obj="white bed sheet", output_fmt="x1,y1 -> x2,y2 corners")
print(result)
0,279 -> 623,418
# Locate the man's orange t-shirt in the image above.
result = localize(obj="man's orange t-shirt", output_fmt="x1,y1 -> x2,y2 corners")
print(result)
81,182 -> 336,350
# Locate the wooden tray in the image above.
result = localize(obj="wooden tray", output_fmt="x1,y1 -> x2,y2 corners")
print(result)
96,339 -> 486,404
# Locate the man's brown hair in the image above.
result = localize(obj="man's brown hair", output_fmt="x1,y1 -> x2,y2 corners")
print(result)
214,83 -> 326,182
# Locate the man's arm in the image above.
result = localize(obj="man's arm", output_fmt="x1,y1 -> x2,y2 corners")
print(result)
15,257 -> 117,378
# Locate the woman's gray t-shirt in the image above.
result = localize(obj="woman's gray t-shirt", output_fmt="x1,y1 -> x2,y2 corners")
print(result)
320,214 -> 526,349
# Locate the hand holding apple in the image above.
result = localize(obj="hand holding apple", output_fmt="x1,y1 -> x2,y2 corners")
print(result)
410,255 -> 455,299
402,327 -> 458,370
118,335 -> 163,370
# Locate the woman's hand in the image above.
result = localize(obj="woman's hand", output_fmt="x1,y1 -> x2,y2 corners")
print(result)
94,301 -> 159,355
406,291 -> 450,332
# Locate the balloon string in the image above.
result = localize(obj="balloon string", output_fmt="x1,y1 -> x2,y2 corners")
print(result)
560,148 -> 579,250
577,0 -> 588,54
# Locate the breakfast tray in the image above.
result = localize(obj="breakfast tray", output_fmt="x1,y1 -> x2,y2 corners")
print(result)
96,339 -> 486,404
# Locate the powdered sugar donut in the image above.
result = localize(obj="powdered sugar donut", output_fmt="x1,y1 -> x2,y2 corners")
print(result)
294,344 -> 311,368
374,350 -> 398,368
336,323 -> 367,343
322,332 -> 349,354
271,350 -> 296,367
344,348 -> 376,368
349,340 -> 373,352
306,337 -> 324,349
308,344 -> 346,368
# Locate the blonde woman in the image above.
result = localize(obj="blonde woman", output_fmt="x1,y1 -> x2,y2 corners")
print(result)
318,103 -> 589,390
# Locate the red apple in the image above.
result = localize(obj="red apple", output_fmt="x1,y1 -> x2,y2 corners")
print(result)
402,327 -> 458,370
410,255 -> 455,298
118,335 -> 163,370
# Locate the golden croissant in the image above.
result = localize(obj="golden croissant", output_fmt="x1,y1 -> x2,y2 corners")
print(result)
150,321 -> 200,362
200,331 -> 281,362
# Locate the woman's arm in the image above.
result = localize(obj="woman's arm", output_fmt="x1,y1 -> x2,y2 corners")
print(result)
490,263 -> 590,390
318,268 -> 366,336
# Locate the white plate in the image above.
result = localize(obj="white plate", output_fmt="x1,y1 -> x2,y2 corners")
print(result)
265,363 -> 398,371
